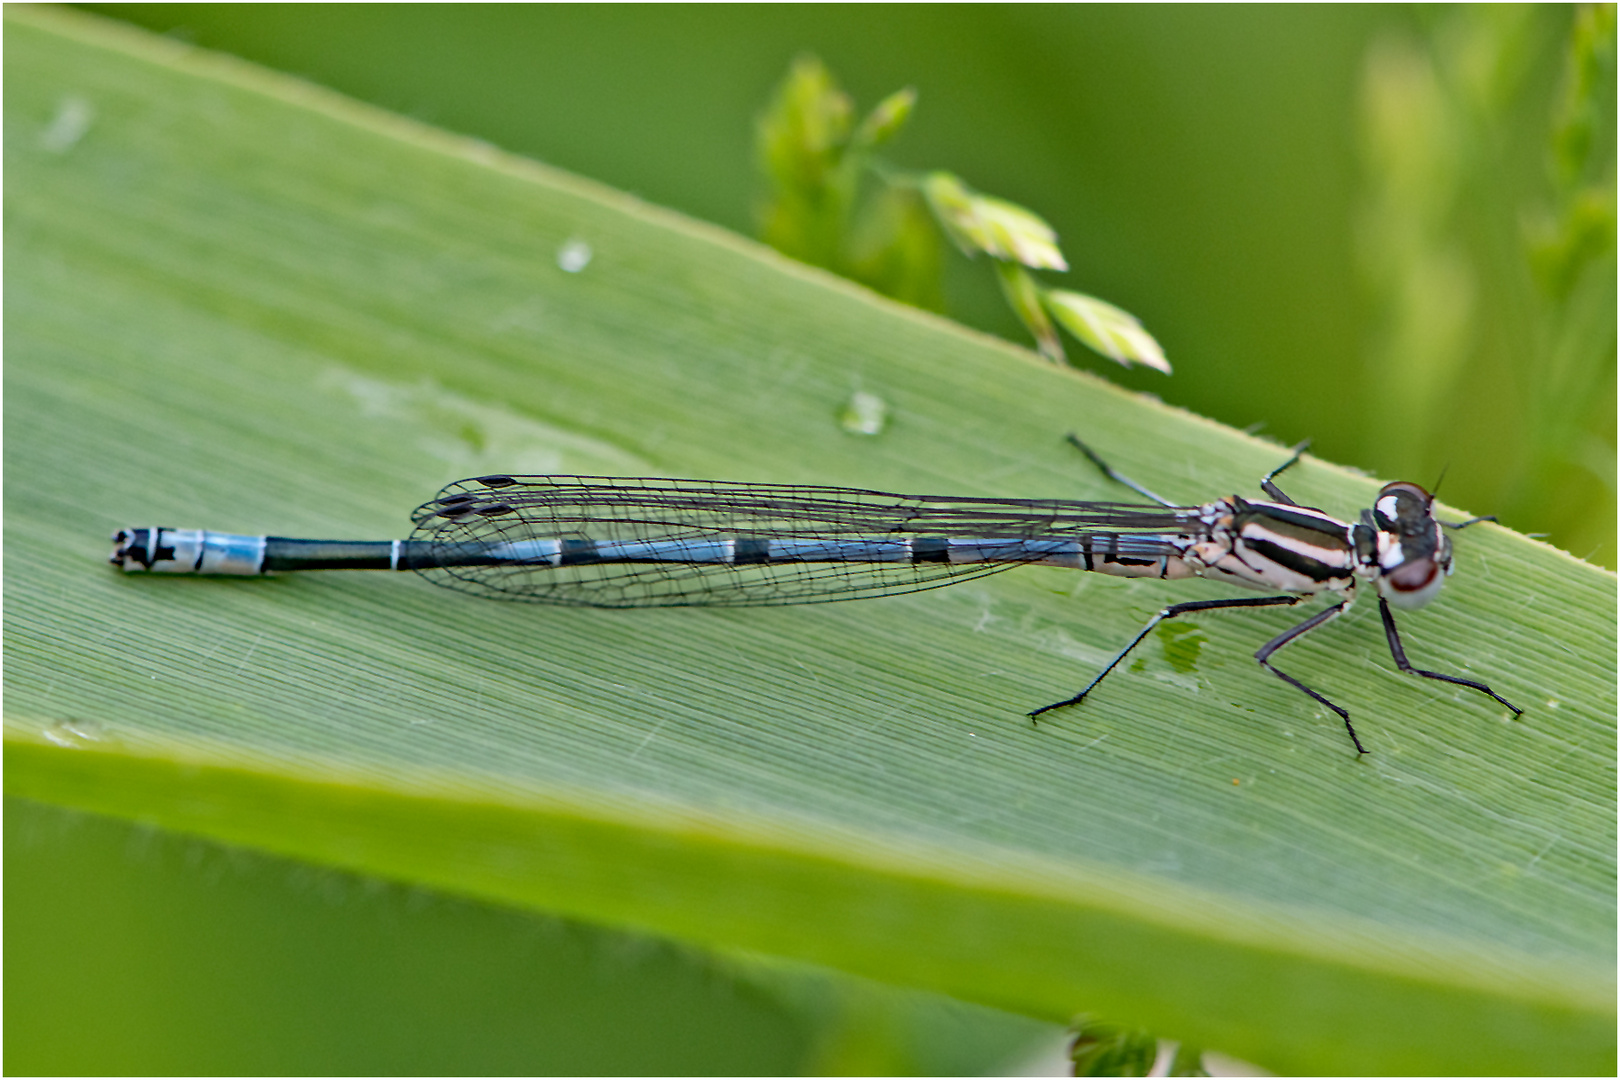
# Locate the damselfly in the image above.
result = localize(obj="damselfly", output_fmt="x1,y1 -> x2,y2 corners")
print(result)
109,436 -> 1520,753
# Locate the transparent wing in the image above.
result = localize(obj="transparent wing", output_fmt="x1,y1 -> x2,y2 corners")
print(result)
406,474 -> 1197,608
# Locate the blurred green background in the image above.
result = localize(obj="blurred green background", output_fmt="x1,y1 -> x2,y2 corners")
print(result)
7,795 -> 1060,1075
16,6 -> 1613,1074
80,4 -> 1620,568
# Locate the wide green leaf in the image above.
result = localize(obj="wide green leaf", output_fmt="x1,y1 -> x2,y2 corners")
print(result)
6,8 -> 1614,1074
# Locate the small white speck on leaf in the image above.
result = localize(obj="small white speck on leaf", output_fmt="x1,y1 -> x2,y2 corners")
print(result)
41,95 -> 94,154
839,390 -> 889,435
557,239 -> 593,273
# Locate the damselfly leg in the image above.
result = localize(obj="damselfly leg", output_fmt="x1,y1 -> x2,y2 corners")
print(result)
1257,440 -> 1312,505
1030,589 -> 1375,754
1066,432 -> 1314,507
1028,594 -> 1304,719
1064,433 -> 1174,506
1378,597 -> 1522,716
1253,598 -> 1365,754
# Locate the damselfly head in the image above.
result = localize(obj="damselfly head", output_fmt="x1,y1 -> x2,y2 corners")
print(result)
1372,482 -> 1435,535
1370,481 -> 1452,609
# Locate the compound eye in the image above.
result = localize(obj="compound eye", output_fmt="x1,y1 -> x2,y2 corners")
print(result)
1381,554 -> 1446,609
1374,482 -> 1434,532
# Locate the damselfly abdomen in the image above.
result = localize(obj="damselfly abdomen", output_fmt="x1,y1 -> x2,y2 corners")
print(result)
109,437 -> 1521,754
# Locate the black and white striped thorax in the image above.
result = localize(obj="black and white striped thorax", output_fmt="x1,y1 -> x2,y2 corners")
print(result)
1171,482 -> 1458,610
